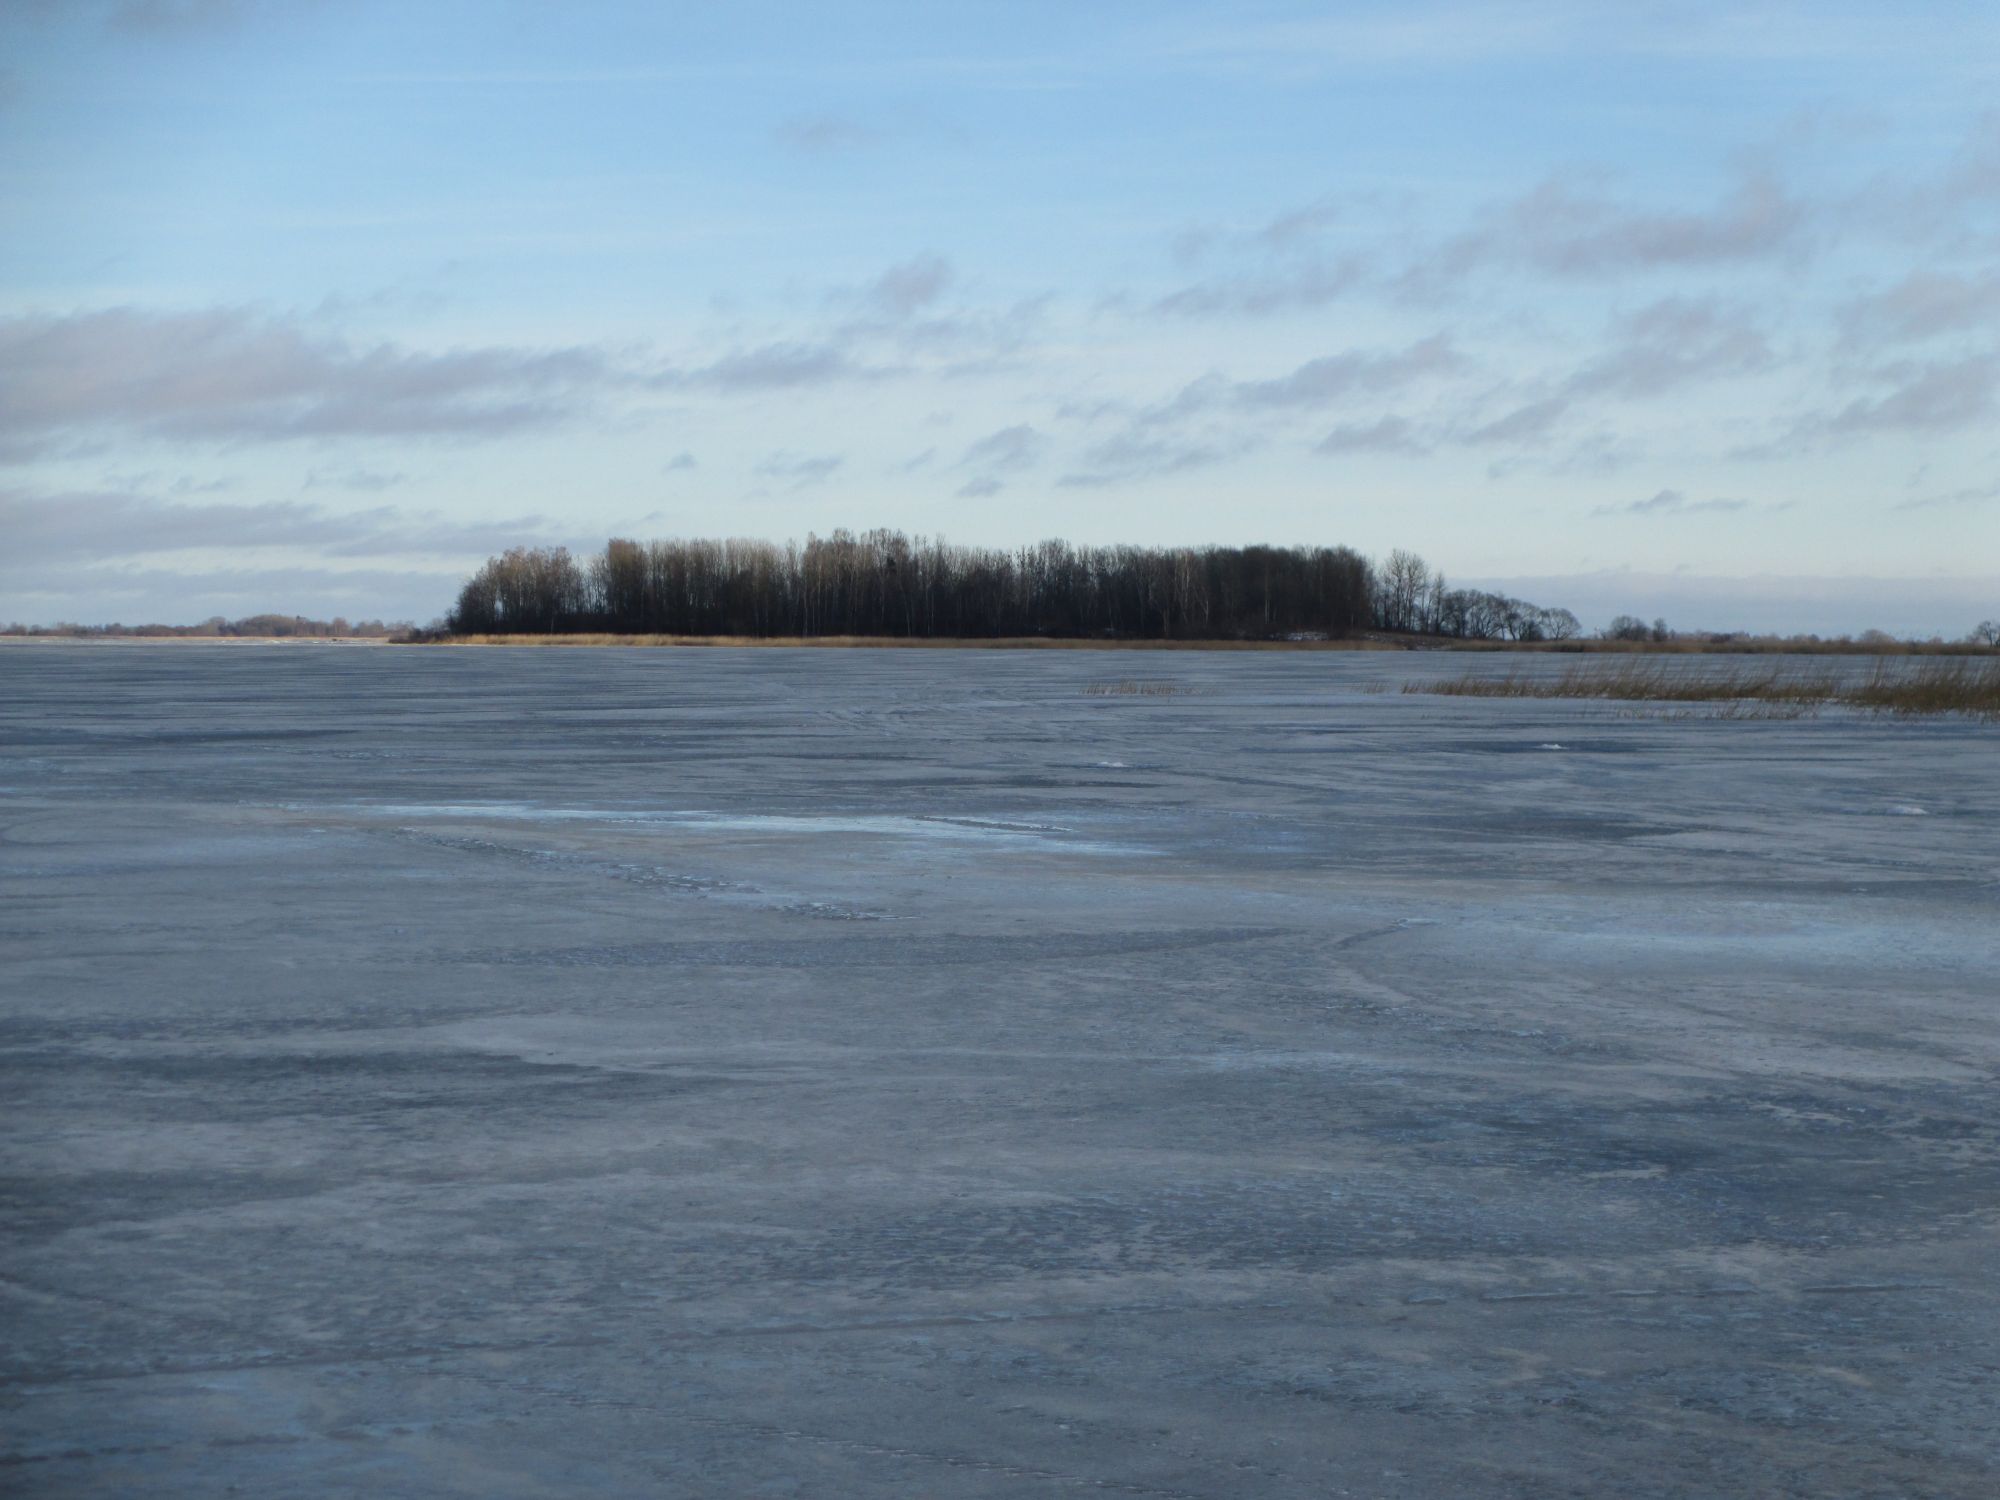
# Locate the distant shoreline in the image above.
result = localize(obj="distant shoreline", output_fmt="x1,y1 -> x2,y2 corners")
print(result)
6,633 -> 1993,656
0,635 -> 395,647
418,633 -> 1997,656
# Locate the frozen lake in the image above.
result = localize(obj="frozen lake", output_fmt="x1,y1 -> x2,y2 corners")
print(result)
4,644 -> 1998,1497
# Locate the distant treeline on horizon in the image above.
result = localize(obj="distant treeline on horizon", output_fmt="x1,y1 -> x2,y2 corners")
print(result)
446,530 -> 1582,643
2,614 -> 412,640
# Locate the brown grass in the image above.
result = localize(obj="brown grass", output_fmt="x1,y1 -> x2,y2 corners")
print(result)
1445,636 -> 1995,657
1084,679 -> 1207,696
1407,658 -> 2000,719
1847,658 -> 2000,718
1411,661 -> 1840,703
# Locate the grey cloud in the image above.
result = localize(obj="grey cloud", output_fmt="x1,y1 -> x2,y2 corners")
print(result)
1171,196 -> 1351,265
99,468 -> 236,496
1834,115 -> 2000,247
1168,227 -> 1219,267
1169,195 -> 1344,267
0,487 -> 551,567
912,303 -> 1050,368
959,423 -> 1046,472
305,467 -> 406,493
1825,355 -> 2000,434
1838,270 -> 2000,349
0,306 -> 911,456
1057,434 -> 1252,488
1256,195 -> 1346,250
1314,415 -> 1429,455
1516,169 -> 1804,272
1570,298 -> 1775,398
1893,481 -> 2000,512
684,342 -> 879,391
1594,489 -> 1750,517
1142,336 -> 1459,428
0,307 -> 624,452
753,452 -> 843,488
687,276 -> 1000,381
1162,165 -> 1808,318
866,255 -> 953,318
825,259 -> 1045,370
664,451 -> 698,472
1052,396 -> 1125,425
955,477 -> 1003,499
1465,396 -> 1569,446
1154,256 -> 1366,317
1419,169 -> 1807,290
1736,353 -> 2000,457
1480,428 -> 1644,481
1230,335 -> 1460,410
1947,111 -> 2000,201
774,113 -> 882,153
1078,337 -> 1458,482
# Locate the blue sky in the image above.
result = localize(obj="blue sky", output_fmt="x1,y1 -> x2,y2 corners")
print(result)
2,0 -> 1996,632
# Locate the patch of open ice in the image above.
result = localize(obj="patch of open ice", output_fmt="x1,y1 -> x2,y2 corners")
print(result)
330,802 -> 1140,853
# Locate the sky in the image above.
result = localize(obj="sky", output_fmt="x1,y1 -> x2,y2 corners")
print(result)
1,0 -> 1997,634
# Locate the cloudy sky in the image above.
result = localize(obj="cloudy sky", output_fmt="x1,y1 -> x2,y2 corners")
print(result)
3,1 -> 1997,632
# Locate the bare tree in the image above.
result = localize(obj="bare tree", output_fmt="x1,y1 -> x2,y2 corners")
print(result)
1605,615 -> 1651,642
446,532 -> 1573,643
1376,549 -> 1431,634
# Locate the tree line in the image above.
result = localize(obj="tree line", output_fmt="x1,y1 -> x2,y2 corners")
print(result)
3,614 -> 411,639
445,531 -> 1582,642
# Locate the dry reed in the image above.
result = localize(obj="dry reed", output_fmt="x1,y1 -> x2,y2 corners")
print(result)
1083,679 -> 1206,696
1407,658 -> 1999,719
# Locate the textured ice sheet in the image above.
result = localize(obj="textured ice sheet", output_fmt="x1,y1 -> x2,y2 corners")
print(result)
2,644 -> 1997,1498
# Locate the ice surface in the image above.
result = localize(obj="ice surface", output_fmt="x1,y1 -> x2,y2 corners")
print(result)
2,644 -> 1998,1497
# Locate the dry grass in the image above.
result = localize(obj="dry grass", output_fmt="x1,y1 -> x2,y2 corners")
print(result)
1084,679 -> 1207,696
1411,661 -> 1840,704
1407,658 -> 2000,719
1848,658 -> 2000,718
1446,636 -> 1996,657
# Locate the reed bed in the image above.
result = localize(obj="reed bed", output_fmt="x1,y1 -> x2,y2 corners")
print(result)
1407,658 -> 2000,719
1848,658 -> 2000,718
1084,679 -> 1207,696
